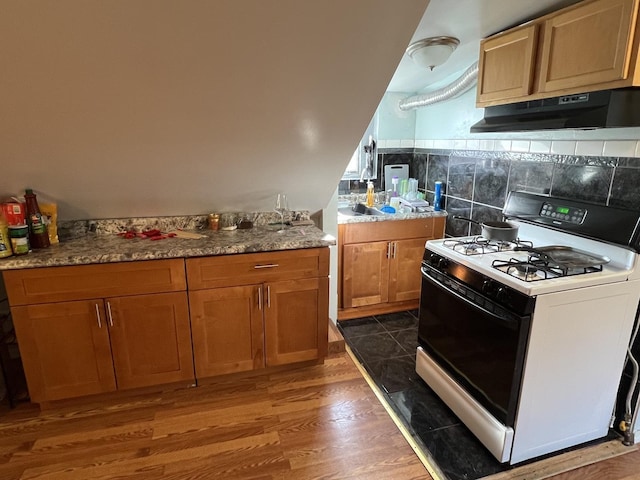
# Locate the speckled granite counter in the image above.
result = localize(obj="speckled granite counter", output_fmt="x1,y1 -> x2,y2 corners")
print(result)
0,212 -> 335,270
337,207 -> 447,225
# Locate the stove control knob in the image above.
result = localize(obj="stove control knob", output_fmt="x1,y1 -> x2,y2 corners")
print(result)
437,257 -> 449,270
481,279 -> 495,295
496,287 -> 510,303
429,253 -> 440,266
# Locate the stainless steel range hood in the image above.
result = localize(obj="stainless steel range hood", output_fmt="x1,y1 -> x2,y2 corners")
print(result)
471,88 -> 640,133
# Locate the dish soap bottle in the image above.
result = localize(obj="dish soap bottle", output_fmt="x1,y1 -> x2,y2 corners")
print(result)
366,181 -> 375,207
24,189 -> 50,249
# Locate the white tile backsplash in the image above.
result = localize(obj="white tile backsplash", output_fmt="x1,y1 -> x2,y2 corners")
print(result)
387,138 -> 640,158
466,139 -> 479,150
494,140 -> 511,151
603,140 -> 637,157
478,139 -> 494,151
529,140 -> 551,154
511,140 -> 530,152
575,140 -> 604,156
550,140 -> 576,155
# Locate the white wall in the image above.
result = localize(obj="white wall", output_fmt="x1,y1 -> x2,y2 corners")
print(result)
0,0 -> 429,220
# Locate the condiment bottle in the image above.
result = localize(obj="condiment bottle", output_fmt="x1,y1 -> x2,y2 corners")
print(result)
0,215 -> 12,258
366,181 -> 375,207
24,189 -> 50,249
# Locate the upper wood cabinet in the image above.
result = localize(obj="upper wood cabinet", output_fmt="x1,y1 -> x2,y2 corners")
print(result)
477,0 -> 640,107
477,24 -> 538,104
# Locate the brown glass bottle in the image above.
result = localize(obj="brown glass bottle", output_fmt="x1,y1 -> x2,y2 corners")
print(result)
24,189 -> 50,249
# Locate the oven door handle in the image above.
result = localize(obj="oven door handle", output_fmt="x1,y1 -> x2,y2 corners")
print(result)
421,267 -> 519,327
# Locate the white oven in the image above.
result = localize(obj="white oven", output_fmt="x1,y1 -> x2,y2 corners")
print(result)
416,191 -> 640,464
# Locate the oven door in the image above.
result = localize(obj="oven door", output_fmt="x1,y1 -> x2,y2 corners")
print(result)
418,263 -> 531,427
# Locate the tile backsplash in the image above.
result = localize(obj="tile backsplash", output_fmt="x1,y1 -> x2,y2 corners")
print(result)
340,142 -> 640,238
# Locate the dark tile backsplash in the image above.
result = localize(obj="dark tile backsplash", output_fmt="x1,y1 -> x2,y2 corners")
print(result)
341,147 -> 640,237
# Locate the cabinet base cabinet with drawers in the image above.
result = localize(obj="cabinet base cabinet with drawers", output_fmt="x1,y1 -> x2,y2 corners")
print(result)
2,248 -> 330,405
338,218 -> 445,320
187,248 -> 329,380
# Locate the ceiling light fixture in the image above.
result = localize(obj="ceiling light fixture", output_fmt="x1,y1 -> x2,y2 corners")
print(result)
406,36 -> 460,71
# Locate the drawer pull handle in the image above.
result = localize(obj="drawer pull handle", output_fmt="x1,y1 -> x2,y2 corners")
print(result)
258,286 -> 263,310
267,285 -> 271,308
106,301 -> 114,327
254,264 -> 279,269
95,304 -> 102,328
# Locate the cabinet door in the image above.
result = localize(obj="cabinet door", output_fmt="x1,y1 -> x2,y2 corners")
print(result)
538,0 -> 635,93
342,241 -> 390,308
264,277 -> 328,366
107,292 -> 194,390
388,238 -> 428,303
11,300 -> 116,402
477,24 -> 538,105
189,285 -> 264,377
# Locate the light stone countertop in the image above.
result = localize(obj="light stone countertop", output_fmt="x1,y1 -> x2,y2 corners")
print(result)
337,207 -> 447,225
0,216 -> 335,271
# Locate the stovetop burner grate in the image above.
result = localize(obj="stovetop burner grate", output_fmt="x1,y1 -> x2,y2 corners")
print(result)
492,256 -> 605,282
443,236 -> 533,255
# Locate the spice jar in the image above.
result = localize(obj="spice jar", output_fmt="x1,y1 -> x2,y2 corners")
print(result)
208,213 -> 220,231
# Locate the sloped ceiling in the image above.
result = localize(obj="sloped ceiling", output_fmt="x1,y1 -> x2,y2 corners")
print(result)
0,0 -> 429,220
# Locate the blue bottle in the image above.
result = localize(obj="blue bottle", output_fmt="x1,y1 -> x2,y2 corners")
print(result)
434,181 -> 443,211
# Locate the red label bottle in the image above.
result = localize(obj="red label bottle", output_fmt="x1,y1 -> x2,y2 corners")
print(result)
24,189 -> 50,249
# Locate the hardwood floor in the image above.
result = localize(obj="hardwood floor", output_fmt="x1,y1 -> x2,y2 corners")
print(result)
0,354 -> 428,480
1,352 -> 639,480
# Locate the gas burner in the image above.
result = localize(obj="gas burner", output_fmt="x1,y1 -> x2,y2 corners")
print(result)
492,256 -> 604,282
443,237 -> 534,256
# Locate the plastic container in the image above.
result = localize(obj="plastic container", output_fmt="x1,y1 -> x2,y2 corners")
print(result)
434,181 -> 443,211
24,189 -> 50,249
8,225 -> 29,255
391,176 -> 399,197
0,217 -> 12,258
366,181 -> 375,207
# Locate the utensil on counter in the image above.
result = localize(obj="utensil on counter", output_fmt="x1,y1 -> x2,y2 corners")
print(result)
452,215 -> 519,242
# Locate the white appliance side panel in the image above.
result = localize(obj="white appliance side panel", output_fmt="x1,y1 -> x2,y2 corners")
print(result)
511,280 -> 640,464
416,347 -> 514,463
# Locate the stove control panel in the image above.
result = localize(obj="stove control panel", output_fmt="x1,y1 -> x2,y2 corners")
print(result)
540,202 -> 586,224
422,250 -> 535,316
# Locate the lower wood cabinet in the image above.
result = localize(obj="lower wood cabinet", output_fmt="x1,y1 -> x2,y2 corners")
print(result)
4,259 -> 194,403
187,248 -> 329,378
4,249 -> 330,404
11,292 -> 194,403
338,217 -> 445,319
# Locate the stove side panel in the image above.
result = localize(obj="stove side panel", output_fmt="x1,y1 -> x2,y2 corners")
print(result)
510,280 -> 640,464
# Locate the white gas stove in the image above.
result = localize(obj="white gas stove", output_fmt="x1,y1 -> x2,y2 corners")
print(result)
416,191 -> 640,465
426,220 -> 640,296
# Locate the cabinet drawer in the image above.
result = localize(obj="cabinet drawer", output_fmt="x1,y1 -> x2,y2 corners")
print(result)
186,248 -> 329,290
3,259 -> 187,306
341,218 -> 439,244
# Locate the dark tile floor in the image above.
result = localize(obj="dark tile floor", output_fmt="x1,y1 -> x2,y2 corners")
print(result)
338,311 -> 506,480
338,311 -> 617,480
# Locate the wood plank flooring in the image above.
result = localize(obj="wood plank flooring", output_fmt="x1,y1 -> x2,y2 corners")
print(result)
1,352 -> 640,480
0,354 -> 428,480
